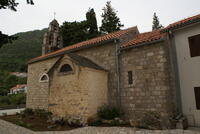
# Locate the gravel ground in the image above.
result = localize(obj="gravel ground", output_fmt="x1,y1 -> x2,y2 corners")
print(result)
0,119 -> 200,134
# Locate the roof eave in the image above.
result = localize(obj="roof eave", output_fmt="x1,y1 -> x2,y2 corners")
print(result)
162,18 -> 200,33
120,38 -> 165,51
28,38 -> 118,64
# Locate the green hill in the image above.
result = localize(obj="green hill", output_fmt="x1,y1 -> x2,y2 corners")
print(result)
0,29 -> 47,72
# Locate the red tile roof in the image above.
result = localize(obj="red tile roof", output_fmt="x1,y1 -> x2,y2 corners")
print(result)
29,26 -> 138,64
122,13 -> 200,49
164,13 -> 200,31
11,84 -> 27,90
121,30 -> 166,49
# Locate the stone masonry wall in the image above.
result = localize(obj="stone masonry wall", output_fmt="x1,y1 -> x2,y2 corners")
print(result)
74,31 -> 138,106
48,58 -> 90,118
27,30 -> 177,123
119,41 -> 176,120
75,43 -> 118,105
26,57 -> 60,110
48,55 -> 108,119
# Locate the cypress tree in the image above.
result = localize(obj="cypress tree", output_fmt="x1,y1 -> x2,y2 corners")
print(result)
61,8 -> 100,46
86,8 -> 99,38
60,21 -> 88,47
100,1 -> 124,34
152,12 -> 163,31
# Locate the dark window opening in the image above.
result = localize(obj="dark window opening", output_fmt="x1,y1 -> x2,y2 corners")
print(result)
188,34 -> 200,57
128,71 -> 133,85
194,87 -> 200,110
60,64 -> 72,73
39,74 -> 49,82
41,75 -> 48,81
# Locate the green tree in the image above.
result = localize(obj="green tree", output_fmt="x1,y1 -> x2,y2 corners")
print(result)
0,0 -> 34,11
100,1 -> 124,34
86,8 -> 99,38
0,71 -> 27,96
152,12 -> 163,31
61,8 -> 100,46
0,31 -> 18,48
61,21 -> 88,46
0,0 -> 34,48
0,29 -> 46,72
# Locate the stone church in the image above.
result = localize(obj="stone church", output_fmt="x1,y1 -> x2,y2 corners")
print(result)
27,14 -> 200,127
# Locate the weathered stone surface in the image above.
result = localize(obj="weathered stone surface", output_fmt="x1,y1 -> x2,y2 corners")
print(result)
27,57 -> 60,110
27,27 -> 177,126
119,42 -> 176,122
27,55 -> 108,121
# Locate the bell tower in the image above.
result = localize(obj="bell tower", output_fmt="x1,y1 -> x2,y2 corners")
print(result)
42,19 -> 63,55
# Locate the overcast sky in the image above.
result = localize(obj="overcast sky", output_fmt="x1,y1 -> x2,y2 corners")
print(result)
0,0 -> 200,35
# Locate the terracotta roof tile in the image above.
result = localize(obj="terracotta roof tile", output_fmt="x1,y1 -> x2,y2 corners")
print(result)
122,13 -> 200,49
121,30 -> 165,48
11,84 -> 27,90
29,26 -> 138,64
164,13 -> 200,31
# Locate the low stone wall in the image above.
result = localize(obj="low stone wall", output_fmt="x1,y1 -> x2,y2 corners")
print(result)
0,119 -> 199,134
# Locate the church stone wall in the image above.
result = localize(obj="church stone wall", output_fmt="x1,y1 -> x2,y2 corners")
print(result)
48,59 -> 108,120
27,30 -> 177,124
74,31 -> 138,106
75,43 -> 118,106
87,68 -> 108,117
119,41 -> 176,120
26,57 -> 60,110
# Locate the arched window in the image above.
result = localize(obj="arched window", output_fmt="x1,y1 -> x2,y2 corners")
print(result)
41,75 -> 48,81
39,73 -> 49,83
60,64 -> 73,73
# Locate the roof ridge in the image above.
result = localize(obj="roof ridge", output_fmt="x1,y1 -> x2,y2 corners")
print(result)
122,30 -> 165,48
62,26 -> 137,47
29,26 -> 138,63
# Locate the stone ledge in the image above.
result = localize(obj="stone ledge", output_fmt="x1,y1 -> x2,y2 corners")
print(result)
0,119 -> 199,134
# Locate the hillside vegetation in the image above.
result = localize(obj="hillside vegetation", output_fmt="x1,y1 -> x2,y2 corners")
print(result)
0,29 -> 47,72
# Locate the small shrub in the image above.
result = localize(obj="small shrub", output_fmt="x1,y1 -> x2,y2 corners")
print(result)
34,109 -> 52,118
55,118 -> 66,126
16,120 -> 26,127
22,108 -> 34,116
0,96 -> 11,105
16,120 -> 32,128
110,120 -> 121,126
26,123 -> 32,128
20,108 -> 51,119
97,105 -> 122,120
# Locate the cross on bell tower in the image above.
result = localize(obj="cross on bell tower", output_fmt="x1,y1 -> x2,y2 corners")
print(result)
54,12 -> 56,19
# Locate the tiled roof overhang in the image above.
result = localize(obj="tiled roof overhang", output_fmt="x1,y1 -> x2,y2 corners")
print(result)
162,14 -> 200,32
121,30 -> 166,50
29,26 -> 138,64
